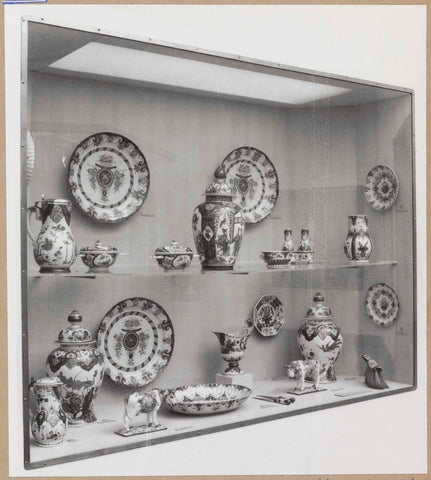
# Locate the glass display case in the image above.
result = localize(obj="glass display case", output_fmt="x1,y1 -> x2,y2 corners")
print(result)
21,17 -> 416,469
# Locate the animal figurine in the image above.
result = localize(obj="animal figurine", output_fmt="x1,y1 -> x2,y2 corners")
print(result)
362,354 -> 389,390
123,388 -> 163,432
285,359 -> 321,393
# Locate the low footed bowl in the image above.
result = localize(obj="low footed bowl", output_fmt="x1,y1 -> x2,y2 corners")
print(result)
164,383 -> 252,415
260,250 -> 296,269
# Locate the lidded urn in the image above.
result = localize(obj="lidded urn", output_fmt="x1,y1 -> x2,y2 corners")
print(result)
46,310 -> 105,425
192,166 -> 245,270
297,293 -> 343,383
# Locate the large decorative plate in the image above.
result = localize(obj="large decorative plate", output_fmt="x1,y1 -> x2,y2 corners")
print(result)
222,147 -> 278,223
364,165 -> 399,210
253,294 -> 285,336
97,298 -> 174,387
68,132 -> 150,223
365,283 -> 400,327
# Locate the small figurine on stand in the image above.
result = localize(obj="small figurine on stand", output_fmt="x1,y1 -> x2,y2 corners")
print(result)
285,359 -> 326,395
362,354 -> 389,390
115,389 -> 167,437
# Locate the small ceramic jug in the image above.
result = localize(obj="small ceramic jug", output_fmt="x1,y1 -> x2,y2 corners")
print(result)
281,229 -> 295,252
213,327 -> 253,374
30,377 -> 67,447
27,194 -> 77,273
344,215 -> 373,262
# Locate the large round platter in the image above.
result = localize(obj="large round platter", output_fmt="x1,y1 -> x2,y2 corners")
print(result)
365,283 -> 400,327
97,298 -> 174,387
222,146 -> 278,224
68,132 -> 150,223
253,294 -> 285,336
364,165 -> 399,210
164,383 -> 251,415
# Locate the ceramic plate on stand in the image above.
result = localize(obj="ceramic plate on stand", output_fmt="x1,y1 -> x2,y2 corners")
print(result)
222,146 -> 278,223
68,132 -> 150,223
365,283 -> 400,327
364,165 -> 399,210
97,297 -> 174,387
253,294 -> 285,336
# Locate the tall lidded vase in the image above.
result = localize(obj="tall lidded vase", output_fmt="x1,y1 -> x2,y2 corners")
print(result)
192,166 -> 245,270
30,377 -> 67,447
27,194 -> 76,273
344,215 -> 372,262
297,293 -> 343,383
47,311 -> 105,425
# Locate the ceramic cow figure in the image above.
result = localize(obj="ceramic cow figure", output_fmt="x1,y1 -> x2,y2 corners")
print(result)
123,389 -> 163,432
285,359 -> 321,392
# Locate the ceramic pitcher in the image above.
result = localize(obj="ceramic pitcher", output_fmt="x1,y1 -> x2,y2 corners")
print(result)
213,326 -> 252,374
344,215 -> 373,262
30,377 -> 67,447
27,194 -> 77,273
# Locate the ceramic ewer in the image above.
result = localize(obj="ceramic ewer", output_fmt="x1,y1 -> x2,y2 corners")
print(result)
97,298 -> 174,387
344,215 -> 373,262
153,240 -> 194,272
27,195 -> 77,273
164,383 -> 252,415
47,310 -> 105,425
79,240 -> 120,273
297,292 -> 343,383
30,377 -> 67,447
213,326 -> 253,374
68,132 -> 150,223
192,165 -> 245,270
222,146 -> 279,224
364,165 -> 399,210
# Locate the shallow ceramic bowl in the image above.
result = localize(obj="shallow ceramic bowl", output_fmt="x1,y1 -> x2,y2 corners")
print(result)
260,250 -> 296,269
154,252 -> 194,272
164,383 -> 252,415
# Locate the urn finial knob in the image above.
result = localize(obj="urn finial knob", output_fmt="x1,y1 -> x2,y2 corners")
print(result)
214,165 -> 226,179
68,310 -> 82,323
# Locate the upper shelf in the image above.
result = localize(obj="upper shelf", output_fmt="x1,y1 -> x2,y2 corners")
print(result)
28,259 -> 397,279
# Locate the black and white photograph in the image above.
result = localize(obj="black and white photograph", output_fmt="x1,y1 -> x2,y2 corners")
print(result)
4,4 -> 427,476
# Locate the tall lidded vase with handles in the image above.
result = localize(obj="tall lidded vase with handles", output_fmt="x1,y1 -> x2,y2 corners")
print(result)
192,166 -> 245,270
27,194 -> 77,273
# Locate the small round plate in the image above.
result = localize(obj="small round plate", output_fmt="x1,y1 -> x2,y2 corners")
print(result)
253,294 -> 285,336
222,147 -> 279,224
68,132 -> 150,223
97,298 -> 174,387
364,165 -> 399,210
365,283 -> 400,327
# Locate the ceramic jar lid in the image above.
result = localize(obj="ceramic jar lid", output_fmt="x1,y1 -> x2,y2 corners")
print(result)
33,377 -> 63,387
57,310 -> 95,345
155,240 -> 193,255
205,166 -> 232,199
305,292 -> 334,320
79,240 -> 118,254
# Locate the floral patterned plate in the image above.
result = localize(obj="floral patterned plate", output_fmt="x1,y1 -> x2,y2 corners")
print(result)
364,165 -> 399,210
68,132 -> 150,223
253,294 -> 285,336
222,147 -> 278,223
97,298 -> 174,387
164,383 -> 251,415
365,283 -> 400,327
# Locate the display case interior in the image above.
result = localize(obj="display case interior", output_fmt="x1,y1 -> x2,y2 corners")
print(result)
22,19 -> 416,469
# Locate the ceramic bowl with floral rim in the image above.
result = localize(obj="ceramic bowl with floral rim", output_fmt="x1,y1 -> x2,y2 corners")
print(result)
153,240 -> 194,272
79,240 -> 120,273
164,383 -> 252,415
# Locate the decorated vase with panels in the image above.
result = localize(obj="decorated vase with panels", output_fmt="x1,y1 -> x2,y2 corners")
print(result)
192,166 -> 245,270
297,293 -> 343,383
27,195 -> 76,273
46,311 -> 105,425
30,377 -> 67,447
344,215 -> 373,262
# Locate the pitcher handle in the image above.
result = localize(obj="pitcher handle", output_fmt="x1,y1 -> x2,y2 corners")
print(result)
27,204 -> 40,245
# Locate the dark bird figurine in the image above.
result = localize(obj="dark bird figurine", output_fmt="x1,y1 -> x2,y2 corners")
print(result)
362,354 -> 389,390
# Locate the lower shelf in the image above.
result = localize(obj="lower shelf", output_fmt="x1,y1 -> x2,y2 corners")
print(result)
27,376 -> 413,469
